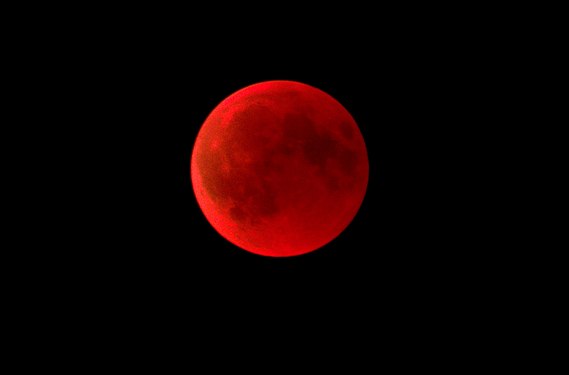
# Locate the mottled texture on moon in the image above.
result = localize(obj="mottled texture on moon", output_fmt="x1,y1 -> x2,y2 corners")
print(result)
191,81 -> 369,257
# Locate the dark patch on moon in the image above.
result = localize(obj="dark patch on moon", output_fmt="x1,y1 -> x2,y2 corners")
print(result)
303,132 -> 341,170
339,120 -> 355,140
229,185 -> 279,225
235,177 -> 279,221
281,112 -> 317,144
229,206 -> 246,222
337,148 -> 359,175
198,148 -> 280,225
280,112 -> 360,191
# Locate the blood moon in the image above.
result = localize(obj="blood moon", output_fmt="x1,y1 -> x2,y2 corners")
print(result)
191,80 -> 368,257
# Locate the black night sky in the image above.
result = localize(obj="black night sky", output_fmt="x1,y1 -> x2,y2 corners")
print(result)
26,6 -> 517,365
82,37 -> 489,323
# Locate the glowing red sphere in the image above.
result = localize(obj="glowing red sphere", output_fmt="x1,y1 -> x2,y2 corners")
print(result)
191,80 -> 368,257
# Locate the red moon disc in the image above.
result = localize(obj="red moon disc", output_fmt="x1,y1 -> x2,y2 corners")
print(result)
191,80 -> 369,257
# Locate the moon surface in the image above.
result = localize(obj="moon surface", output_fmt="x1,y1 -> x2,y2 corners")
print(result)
191,80 -> 368,257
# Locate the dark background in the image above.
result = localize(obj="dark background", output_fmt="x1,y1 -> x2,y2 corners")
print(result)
83,33 -> 491,322
63,22 -> 486,302
20,5 -> 522,365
